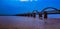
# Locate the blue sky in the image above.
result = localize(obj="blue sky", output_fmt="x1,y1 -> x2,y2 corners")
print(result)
0,0 -> 60,14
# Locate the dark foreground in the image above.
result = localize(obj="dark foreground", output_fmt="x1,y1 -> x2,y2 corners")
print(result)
0,16 -> 60,29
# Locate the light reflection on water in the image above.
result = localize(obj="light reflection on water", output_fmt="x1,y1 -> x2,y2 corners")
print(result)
0,14 -> 60,29
48,14 -> 60,18
37,14 -> 60,18
0,16 -> 42,29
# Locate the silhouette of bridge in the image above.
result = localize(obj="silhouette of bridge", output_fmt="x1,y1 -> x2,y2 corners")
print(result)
32,7 -> 60,14
41,7 -> 60,14
16,7 -> 60,16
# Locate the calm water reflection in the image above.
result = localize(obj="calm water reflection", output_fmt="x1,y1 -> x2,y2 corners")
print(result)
0,14 -> 60,29
48,14 -> 60,18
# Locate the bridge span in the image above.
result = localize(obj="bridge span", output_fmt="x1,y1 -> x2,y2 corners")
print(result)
15,7 -> 60,19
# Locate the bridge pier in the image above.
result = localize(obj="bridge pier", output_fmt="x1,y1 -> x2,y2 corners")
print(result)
32,13 -> 36,18
27,14 -> 30,17
24,14 -> 27,16
39,13 -> 42,18
43,11 -> 48,23
44,11 -> 47,19
26,13 -> 31,17
30,14 -> 33,17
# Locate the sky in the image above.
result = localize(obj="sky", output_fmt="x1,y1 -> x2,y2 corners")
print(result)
0,0 -> 60,14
